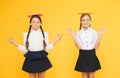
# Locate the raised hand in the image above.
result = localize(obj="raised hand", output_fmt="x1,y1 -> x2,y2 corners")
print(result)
99,28 -> 106,36
55,34 -> 62,41
8,37 -> 18,47
52,34 -> 62,46
8,37 -> 16,44
67,29 -> 74,36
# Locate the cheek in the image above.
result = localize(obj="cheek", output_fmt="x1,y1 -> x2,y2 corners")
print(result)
36,22 -> 41,26
88,21 -> 91,24
39,23 -> 41,26
31,23 -> 40,26
81,21 -> 85,24
30,23 -> 35,26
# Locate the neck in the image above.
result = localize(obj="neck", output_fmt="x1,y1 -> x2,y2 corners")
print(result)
31,28 -> 40,31
83,27 -> 89,30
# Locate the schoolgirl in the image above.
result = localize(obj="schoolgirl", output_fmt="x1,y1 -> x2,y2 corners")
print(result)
67,13 -> 105,78
9,14 -> 62,78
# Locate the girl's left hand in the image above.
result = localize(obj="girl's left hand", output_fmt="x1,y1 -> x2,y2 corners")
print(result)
99,28 -> 106,35
56,34 -> 62,41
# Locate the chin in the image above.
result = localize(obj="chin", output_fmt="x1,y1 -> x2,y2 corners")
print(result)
84,26 -> 89,28
33,28 -> 39,30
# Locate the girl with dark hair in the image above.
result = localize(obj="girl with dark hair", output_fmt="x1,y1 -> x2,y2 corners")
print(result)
67,13 -> 105,78
9,14 -> 62,78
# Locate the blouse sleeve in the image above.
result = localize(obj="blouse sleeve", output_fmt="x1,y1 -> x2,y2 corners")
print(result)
44,32 -> 54,52
18,33 -> 28,53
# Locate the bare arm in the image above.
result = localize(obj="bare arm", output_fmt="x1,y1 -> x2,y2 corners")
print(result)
8,37 -> 27,53
8,37 -> 19,47
67,29 -> 81,49
94,28 -> 106,49
52,34 -> 62,46
45,33 -> 62,52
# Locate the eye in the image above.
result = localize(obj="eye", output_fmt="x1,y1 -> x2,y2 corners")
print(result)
32,21 -> 35,23
82,19 -> 85,21
37,21 -> 40,23
87,19 -> 90,21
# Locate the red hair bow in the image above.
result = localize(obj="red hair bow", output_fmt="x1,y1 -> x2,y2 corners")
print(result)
27,13 -> 43,17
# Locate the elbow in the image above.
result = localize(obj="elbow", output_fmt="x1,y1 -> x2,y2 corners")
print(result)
75,44 -> 81,49
18,45 -> 28,53
45,44 -> 54,51
94,43 -> 100,49
78,46 -> 81,49
94,46 -> 98,50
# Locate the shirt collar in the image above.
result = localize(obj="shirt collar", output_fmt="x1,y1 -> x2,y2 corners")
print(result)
81,27 -> 91,32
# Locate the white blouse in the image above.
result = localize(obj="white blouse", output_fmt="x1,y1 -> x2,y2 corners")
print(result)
18,29 -> 54,53
76,27 -> 98,50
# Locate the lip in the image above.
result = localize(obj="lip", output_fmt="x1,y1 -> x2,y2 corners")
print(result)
84,23 -> 89,25
33,25 -> 39,27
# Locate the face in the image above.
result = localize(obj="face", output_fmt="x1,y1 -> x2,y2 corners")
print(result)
81,15 -> 91,29
30,17 -> 41,30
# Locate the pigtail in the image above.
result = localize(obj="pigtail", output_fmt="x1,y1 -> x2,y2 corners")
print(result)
40,26 -> 46,50
25,25 -> 32,50
27,15 -> 46,50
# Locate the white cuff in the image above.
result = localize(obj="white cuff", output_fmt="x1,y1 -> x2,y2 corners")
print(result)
45,44 -> 54,52
18,45 -> 28,53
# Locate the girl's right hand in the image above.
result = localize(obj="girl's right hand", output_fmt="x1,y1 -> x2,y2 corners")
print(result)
8,37 -> 18,47
8,37 -> 16,44
67,29 -> 74,36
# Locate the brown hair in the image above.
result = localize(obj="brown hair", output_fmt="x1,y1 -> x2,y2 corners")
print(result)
25,15 -> 46,50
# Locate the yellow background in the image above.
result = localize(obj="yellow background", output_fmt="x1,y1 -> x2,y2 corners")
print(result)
0,0 -> 120,78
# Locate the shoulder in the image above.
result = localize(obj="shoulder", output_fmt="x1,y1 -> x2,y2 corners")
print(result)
44,32 -> 49,37
90,28 -> 98,36
76,29 -> 83,34
76,30 -> 81,36
44,31 -> 48,34
22,32 -> 28,37
44,31 -> 48,35
90,28 -> 97,33
76,31 -> 80,34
